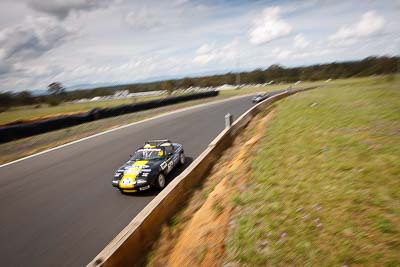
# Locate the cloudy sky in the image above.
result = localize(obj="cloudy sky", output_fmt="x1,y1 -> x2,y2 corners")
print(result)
0,0 -> 399,92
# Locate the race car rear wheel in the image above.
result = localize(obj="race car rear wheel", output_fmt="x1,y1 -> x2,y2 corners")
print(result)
155,173 -> 166,190
179,152 -> 185,165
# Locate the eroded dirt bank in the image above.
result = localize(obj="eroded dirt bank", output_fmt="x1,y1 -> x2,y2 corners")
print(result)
148,109 -> 274,267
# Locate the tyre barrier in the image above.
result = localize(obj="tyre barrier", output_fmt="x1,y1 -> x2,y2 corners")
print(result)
0,91 -> 218,144
87,86 -> 318,267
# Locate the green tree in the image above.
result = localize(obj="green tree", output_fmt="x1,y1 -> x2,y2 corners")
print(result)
15,91 -> 35,106
181,78 -> 194,89
161,80 -> 174,95
0,92 -> 13,112
47,82 -> 65,95
248,69 -> 266,84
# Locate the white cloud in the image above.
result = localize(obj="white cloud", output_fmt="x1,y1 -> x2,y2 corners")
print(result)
329,11 -> 385,42
271,48 -> 291,60
249,7 -> 292,45
28,0 -> 110,19
193,43 -> 218,65
0,60 -> 12,75
0,16 -> 70,69
196,43 -> 214,55
292,49 -> 332,59
173,0 -> 189,6
194,40 -> 238,65
293,34 -> 309,49
52,55 -> 187,86
125,7 -> 162,30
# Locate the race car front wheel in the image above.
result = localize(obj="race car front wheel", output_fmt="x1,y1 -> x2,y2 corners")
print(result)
156,173 -> 166,190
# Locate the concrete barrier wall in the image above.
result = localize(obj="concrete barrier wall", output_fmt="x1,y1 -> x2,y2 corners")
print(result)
87,87 -> 316,267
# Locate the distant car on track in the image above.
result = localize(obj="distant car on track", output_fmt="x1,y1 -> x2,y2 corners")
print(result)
252,92 -> 271,103
112,140 -> 185,193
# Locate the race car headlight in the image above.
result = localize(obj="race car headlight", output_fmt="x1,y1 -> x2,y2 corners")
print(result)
121,178 -> 134,185
136,179 -> 147,184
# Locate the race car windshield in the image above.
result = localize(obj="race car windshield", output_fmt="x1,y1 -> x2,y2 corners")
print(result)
131,149 -> 163,160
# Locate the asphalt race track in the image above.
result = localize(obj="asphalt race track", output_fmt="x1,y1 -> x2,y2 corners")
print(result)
0,95 -> 254,267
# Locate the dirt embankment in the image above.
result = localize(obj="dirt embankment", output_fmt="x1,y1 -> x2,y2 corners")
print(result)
148,109 -> 274,267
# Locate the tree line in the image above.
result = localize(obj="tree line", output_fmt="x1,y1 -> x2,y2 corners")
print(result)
0,56 -> 398,111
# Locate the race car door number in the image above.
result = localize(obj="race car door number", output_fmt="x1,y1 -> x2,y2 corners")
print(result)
167,161 -> 174,173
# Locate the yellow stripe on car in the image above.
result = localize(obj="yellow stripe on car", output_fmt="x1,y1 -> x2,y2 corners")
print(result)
119,160 -> 148,189
133,160 -> 149,167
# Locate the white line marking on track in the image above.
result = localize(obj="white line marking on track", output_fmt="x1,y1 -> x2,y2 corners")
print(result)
0,94 -> 252,168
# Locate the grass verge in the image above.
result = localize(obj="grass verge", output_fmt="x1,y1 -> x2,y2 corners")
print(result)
226,75 -> 400,266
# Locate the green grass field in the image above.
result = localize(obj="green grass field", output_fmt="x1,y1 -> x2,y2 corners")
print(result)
226,75 -> 400,266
